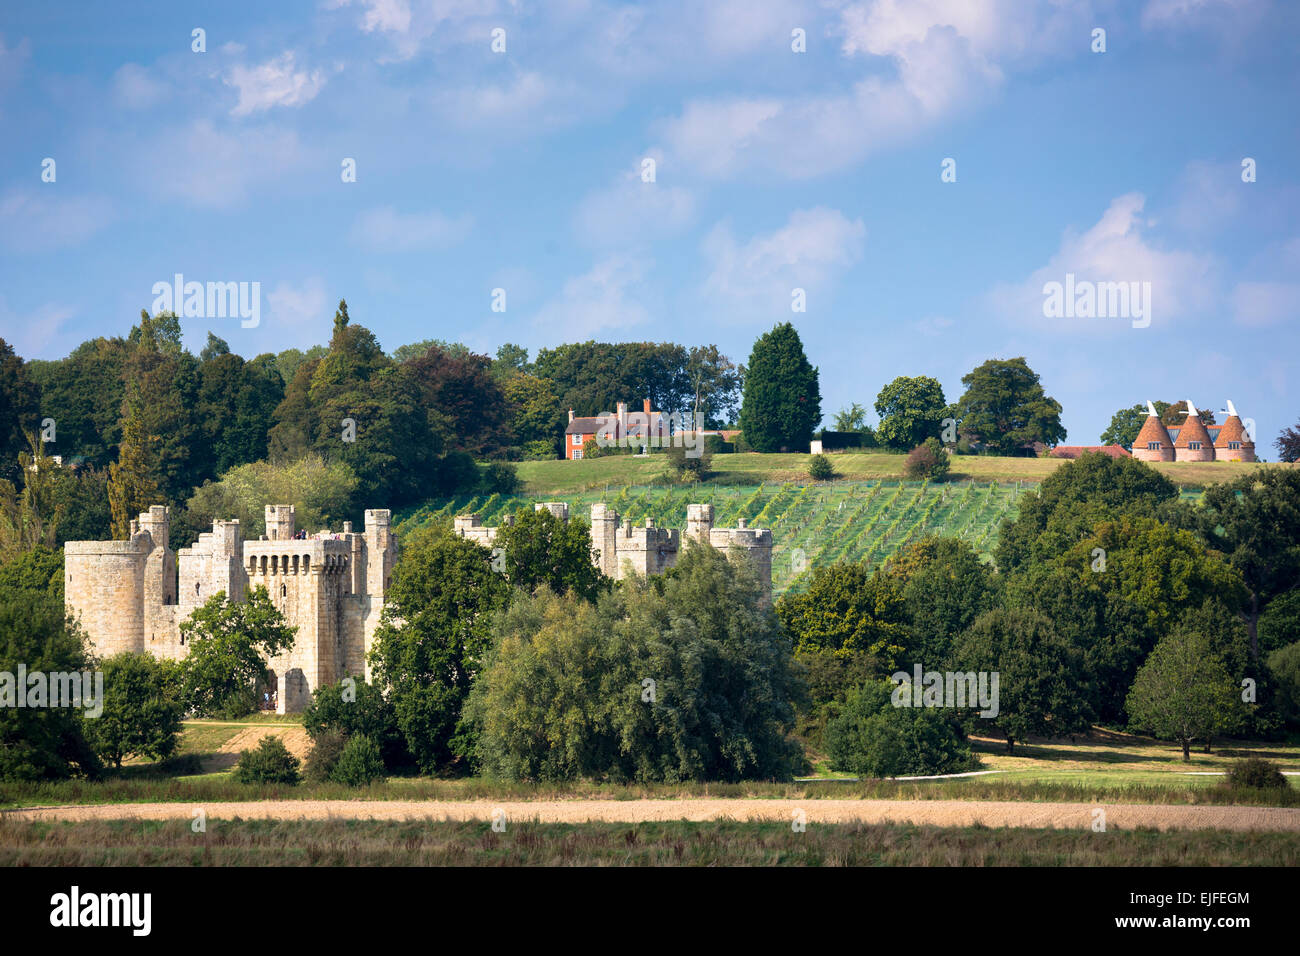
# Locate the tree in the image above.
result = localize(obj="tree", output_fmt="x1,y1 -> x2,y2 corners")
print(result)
1275,422 -> 1300,463
1156,400 -> 1215,427
465,541 -> 803,782
186,455 -> 358,540
405,344 -> 512,457
1100,404 -> 1148,450
301,677 -> 406,769
808,453 -> 834,481
196,350 -> 283,474
82,653 -> 183,768
0,337 -> 40,484
776,562 -> 908,671
26,337 -> 129,468
533,341 -> 693,420
903,437 -> 950,480
738,323 -> 821,452
107,404 -> 163,539
0,433 -> 64,560
492,343 -> 533,379
501,374 -> 565,454
833,403 -> 870,434
883,537 -> 997,668
1126,629 -> 1243,761
368,526 -> 510,773
824,681 -> 972,778
874,376 -> 946,451
951,357 -> 1065,454
952,607 -> 1091,751
1182,470 -> 1300,661
994,453 -> 1179,572
0,589 -> 101,781
234,734 -> 300,784
685,344 -> 743,427
492,506 -> 607,603
331,734 -> 386,785
178,586 -> 296,718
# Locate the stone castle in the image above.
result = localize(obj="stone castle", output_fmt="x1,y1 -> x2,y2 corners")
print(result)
64,501 -> 773,713
64,505 -> 397,713
454,502 -> 774,599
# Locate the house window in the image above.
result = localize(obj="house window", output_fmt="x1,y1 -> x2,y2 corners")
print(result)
571,434 -> 582,446
1147,442 -> 1161,450
1229,441 -> 1241,450
573,449 -> 583,460
1189,441 -> 1201,450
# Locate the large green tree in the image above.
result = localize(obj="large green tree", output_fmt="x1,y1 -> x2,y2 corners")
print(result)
1100,404 -> 1148,450
951,607 -> 1092,751
874,376 -> 946,451
1180,470 -> 1300,661
950,357 -> 1065,455
1126,628 -> 1244,761
776,562 -> 908,670
83,652 -> 183,768
738,323 -> 821,453
178,586 -> 296,718
492,506 -> 607,603
368,526 -> 510,773
0,337 -> 41,485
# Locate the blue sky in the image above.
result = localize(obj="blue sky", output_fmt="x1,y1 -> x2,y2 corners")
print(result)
1,0 -> 1297,447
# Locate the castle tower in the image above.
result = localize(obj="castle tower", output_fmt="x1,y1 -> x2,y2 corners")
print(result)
590,503 -> 620,578
1173,401 -> 1214,462
535,501 -> 569,522
265,504 -> 296,541
360,509 -> 397,680
1214,400 -> 1256,462
1132,401 -> 1175,462
708,518 -> 775,605
686,503 -> 714,542
64,520 -> 157,656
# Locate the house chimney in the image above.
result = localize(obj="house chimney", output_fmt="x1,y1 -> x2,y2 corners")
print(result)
568,409 -> 574,423
643,398 -> 651,414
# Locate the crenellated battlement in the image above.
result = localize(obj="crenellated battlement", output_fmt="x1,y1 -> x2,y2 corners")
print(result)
454,501 -> 773,599
65,504 -> 399,713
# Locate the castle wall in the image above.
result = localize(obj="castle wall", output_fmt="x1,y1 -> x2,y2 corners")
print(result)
64,505 -> 397,714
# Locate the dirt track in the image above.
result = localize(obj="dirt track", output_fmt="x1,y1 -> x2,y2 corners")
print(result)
5,799 -> 1299,831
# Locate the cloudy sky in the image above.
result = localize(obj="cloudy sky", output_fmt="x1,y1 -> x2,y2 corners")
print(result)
1,0 -> 1297,446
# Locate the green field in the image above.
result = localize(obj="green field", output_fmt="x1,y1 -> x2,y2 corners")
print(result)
510,451 -> 1288,497
397,478 -> 1031,594
4,817 -> 1295,866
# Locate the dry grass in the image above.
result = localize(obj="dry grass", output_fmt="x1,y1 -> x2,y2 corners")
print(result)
1,817 -> 1294,866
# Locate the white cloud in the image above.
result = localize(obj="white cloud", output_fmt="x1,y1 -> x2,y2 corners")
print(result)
701,207 -> 866,319
352,206 -> 473,251
267,277 -> 330,327
140,120 -> 308,207
661,0 -> 1095,180
0,188 -> 113,252
574,151 -> 695,247
531,255 -> 653,338
989,193 -> 1217,330
111,63 -> 168,110
224,52 -> 326,116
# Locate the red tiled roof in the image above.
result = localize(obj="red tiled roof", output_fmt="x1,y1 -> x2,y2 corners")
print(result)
1135,415 -> 1172,448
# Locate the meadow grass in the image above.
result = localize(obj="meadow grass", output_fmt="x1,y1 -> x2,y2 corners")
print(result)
2,817 -> 1295,866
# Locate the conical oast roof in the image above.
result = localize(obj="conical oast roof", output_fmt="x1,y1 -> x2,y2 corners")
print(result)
1173,405 -> 1212,447
1135,415 -> 1172,447
1215,415 -> 1251,446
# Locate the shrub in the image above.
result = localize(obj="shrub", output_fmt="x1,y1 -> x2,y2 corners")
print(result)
824,682 -> 973,778
904,437 -> 950,481
1267,642 -> 1300,729
664,444 -> 712,482
703,434 -> 733,456
480,461 -> 519,495
1227,756 -> 1288,790
304,729 -> 347,783
808,453 -> 834,481
233,735 -> 300,784
523,440 -> 556,461
331,734 -> 387,786
302,678 -> 408,769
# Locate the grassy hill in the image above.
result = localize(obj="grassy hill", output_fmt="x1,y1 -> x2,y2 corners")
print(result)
512,451 -> 1285,497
